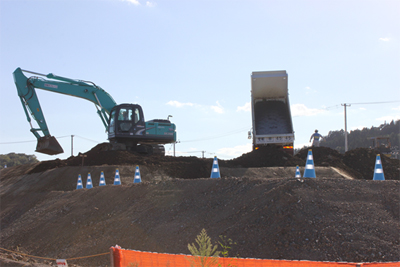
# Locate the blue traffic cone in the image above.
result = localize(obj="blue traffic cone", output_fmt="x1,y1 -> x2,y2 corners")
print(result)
76,174 -> 83,189
86,173 -> 93,189
210,156 -> 221,178
373,154 -> 385,180
114,169 -> 121,185
133,166 -> 142,183
295,165 -> 301,178
303,149 -> 316,178
99,171 -> 106,186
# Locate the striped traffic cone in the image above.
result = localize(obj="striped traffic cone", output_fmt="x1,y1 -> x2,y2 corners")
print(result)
114,169 -> 121,185
99,171 -> 106,186
210,156 -> 221,178
373,154 -> 385,181
133,166 -> 142,183
86,173 -> 93,189
303,149 -> 316,178
76,174 -> 83,189
295,165 -> 301,178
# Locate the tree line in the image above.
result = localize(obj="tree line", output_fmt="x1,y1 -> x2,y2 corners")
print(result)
0,153 -> 39,169
319,120 -> 399,153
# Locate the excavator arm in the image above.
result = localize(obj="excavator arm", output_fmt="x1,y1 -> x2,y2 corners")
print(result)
13,67 -> 118,155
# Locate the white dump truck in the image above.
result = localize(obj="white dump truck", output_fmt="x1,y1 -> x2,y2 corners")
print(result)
249,70 -> 295,154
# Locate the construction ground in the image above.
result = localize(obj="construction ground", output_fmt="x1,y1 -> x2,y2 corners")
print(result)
0,145 -> 399,266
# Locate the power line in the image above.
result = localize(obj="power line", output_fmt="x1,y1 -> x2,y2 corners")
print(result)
0,135 -> 102,145
348,100 -> 400,105
321,100 -> 400,111
181,126 -> 250,143
323,105 -> 340,110
0,140 -> 37,144
74,135 -> 103,143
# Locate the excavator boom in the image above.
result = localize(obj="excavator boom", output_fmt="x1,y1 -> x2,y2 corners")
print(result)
13,67 -> 176,156
13,67 -> 117,155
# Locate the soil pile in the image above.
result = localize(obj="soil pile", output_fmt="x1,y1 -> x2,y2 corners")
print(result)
28,144 -> 399,180
1,173 -> 399,267
343,148 -> 400,180
28,143 -> 214,179
295,147 -> 345,167
296,147 -> 399,180
27,144 -> 307,178
295,147 -> 362,179
230,146 -> 304,167
1,143 -> 400,266
27,144 -> 399,180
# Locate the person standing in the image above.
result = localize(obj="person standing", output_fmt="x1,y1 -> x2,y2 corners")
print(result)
310,130 -> 323,147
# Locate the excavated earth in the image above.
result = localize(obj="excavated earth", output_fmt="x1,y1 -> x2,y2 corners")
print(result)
0,145 -> 399,266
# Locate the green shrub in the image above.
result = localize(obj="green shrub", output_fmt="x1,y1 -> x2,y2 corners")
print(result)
187,229 -> 220,267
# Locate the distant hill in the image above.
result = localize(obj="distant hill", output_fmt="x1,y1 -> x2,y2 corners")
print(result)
320,120 -> 399,153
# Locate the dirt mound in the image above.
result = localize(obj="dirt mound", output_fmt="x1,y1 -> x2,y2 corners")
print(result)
1,176 -> 399,266
295,146 -> 344,166
295,146 -> 400,180
295,147 -> 362,179
28,144 -> 399,180
343,148 -> 400,180
1,143 -> 400,266
28,143 -> 214,179
230,146 -> 304,167
29,145 -> 305,176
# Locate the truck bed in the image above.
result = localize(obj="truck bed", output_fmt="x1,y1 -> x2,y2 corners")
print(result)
254,100 -> 293,135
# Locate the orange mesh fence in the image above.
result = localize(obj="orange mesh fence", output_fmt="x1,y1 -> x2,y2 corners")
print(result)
361,264 -> 400,267
110,247 -> 399,267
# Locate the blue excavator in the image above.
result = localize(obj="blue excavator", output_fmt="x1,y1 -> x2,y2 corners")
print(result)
13,67 -> 176,156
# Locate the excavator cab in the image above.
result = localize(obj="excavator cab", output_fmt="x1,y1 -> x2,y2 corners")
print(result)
108,104 -> 146,150
107,103 -> 176,154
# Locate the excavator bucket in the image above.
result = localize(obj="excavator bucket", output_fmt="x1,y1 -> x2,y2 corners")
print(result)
36,136 -> 64,155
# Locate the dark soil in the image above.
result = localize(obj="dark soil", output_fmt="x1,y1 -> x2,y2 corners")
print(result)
27,144 -> 400,180
343,148 -> 400,180
230,146 -> 304,167
295,146 -> 399,180
1,145 -> 399,266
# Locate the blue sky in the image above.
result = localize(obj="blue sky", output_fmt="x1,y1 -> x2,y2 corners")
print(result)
1,0 -> 399,161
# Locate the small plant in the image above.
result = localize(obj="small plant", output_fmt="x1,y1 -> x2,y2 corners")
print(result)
128,261 -> 139,267
217,235 -> 237,258
217,235 -> 238,267
187,229 -> 220,267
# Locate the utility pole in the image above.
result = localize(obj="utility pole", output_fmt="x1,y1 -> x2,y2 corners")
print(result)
341,103 -> 351,152
71,135 -> 74,156
173,140 -> 180,157
78,153 -> 87,167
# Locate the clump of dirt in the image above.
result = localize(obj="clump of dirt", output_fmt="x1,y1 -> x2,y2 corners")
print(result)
343,148 -> 400,180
